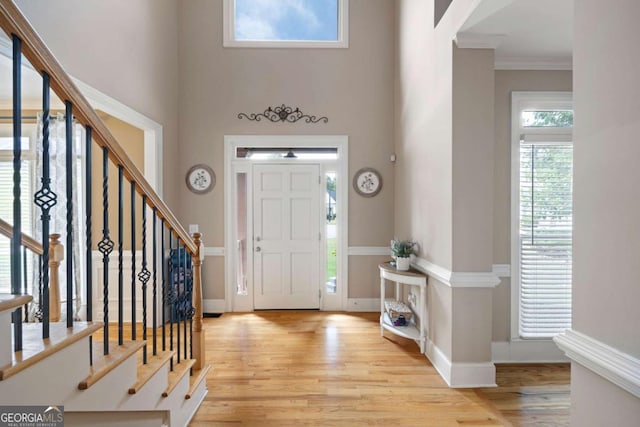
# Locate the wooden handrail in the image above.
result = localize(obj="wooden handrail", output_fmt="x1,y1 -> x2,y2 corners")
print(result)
0,217 -> 43,255
0,0 -> 196,253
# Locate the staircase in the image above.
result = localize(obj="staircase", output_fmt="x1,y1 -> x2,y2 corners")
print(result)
0,1 -> 209,425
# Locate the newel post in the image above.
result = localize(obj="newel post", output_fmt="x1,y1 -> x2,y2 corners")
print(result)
192,232 -> 205,370
49,234 -> 64,322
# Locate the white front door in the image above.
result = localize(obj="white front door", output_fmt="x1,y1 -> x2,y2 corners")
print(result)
253,164 -> 321,309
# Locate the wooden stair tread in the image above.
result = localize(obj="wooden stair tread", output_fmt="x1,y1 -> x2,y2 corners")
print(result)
78,340 -> 145,390
162,358 -> 196,398
128,349 -> 176,394
185,364 -> 211,400
0,321 -> 103,381
0,293 -> 32,313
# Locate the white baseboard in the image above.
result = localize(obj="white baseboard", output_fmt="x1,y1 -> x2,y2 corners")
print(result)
426,340 -> 496,388
346,298 -> 380,312
554,329 -> 640,399
492,340 -> 569,363
203,299 -> 225,313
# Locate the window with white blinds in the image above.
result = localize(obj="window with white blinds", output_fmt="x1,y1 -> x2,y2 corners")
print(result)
518,140 -> 572,338
0,133 -> 35,295
511,91 -> 573,340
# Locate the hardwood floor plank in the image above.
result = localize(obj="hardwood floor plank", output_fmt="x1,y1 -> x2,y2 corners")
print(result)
188,312 -> 570,426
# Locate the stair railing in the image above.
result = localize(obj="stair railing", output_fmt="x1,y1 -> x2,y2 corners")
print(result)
0,219 -> 63,323
0,0 -> 204,371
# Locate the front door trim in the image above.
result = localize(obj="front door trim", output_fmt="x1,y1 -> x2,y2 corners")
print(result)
224,135 -> 349,312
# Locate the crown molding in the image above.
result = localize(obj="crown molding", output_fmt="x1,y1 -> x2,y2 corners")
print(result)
495,56 -> 573,70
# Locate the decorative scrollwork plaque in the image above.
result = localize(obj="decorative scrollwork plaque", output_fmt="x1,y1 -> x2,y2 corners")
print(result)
238,104 -> 328,124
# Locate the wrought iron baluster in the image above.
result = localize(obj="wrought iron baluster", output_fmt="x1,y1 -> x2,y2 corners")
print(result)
183,242 -> 188,361
85,127 -> 93,365
118,166 -> 124,345
11,34 -> 23,351
35,71 -> 54,339
65,101 -> 73,327
22,246 -> 28,322
188,247 -> 194,361
97,147 -> 114,355
161,220 -> 166,353
169,229 -> 174,371
176,240 -> 181,364
37,254 -> 42,320
85,127 -> 92,323
131,181 -> 136,341
138,196 -> 150,364
152,209 -> 158,356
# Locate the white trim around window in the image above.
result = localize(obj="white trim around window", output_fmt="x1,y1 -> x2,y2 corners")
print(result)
223,0 -> 349,48
510,91 -> 573,342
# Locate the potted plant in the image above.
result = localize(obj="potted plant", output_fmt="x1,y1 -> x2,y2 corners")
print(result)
390,239 -> 417,271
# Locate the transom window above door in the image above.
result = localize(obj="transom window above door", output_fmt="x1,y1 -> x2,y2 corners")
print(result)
235,147 -> 338,160
223,0 -> 349,48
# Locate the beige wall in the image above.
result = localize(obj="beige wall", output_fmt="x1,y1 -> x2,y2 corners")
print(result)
91,114 -> 145,251
348,255 -> 389,299
452,46 -> 494,272
492,70 -> 572,342
395,0 -> 492,366
395,0 -> 452,269
179,0 -> 396,300
15,0 -> 180,211
572,0 -> 640,422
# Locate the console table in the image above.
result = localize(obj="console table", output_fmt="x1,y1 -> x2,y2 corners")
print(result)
379,262 -> 427,353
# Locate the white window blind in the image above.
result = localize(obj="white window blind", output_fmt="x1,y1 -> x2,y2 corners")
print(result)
0,137 -> 34,295
518,140 -> 572,338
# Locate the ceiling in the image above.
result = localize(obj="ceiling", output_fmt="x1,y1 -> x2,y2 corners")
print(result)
457,0 -> 573,69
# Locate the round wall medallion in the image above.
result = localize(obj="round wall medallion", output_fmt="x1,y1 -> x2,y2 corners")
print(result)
353,167 -> 382,197
186,164 -> 215,194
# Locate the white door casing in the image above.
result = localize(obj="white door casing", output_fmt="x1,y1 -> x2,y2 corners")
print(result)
253,164 -> 321,309
224,135 -> 349,312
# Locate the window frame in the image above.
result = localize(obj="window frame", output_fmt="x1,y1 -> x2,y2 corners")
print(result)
223,0 -> 349,48
510,91 -> 573,341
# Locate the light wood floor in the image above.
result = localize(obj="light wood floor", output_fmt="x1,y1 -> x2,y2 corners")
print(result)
190,311 -> 570,426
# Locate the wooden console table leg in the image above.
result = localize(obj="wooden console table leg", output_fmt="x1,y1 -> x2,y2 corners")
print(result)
380,276 -> 385,336
420,284 -> 426,354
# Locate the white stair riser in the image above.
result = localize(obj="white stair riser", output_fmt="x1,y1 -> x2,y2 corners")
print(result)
64,410 -> 168,427
0,339 -> 90,405
1,332 -> 204,427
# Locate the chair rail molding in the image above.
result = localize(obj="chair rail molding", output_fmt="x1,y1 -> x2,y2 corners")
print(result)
203,247 -> 225,257
555,329 -> 640,399
347,246 -> 389,256
412,257 -> 500,288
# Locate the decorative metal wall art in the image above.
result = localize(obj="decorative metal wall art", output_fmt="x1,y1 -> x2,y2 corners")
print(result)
238,104 -> 328,124
353,168 -> 383,197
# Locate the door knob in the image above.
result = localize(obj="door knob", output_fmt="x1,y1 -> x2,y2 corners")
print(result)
256,246 -> 261,252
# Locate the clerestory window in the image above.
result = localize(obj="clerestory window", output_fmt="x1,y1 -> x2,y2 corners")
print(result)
223,0 -> 349,48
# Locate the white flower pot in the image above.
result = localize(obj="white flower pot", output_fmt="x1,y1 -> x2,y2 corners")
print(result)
396,256 -> 411,271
